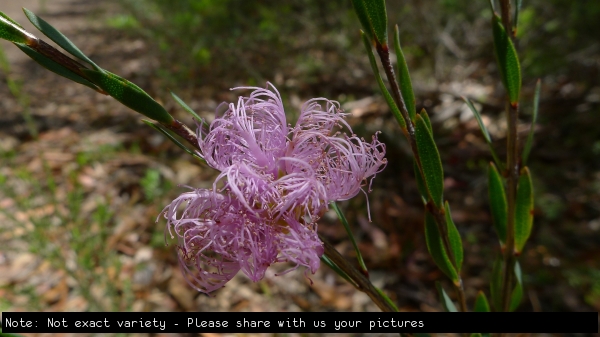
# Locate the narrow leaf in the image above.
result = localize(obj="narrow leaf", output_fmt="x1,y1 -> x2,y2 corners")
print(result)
393,25 -> 416,121
474,291 -> 491,312
414,160 -> 428,204
522,79 -> 541,164
425,212 -> 458,282
142,120 -> 204,162
510,261 -> 523,311
415,114 -> 444,207
492,14 -> 521,104
23,8 -> 101,70
420,109 -> 433,136
514,167 -> 534,253
463,97 -> 491,143
330,202 -> 368,274
361,31 -> 406,129
351,0 -> 388,46
0,11 -> 24,29
171,91 -> 209,127
463,96 -> 503,169
514,0 -> 523,36
445,201 -> 463,272
0,12 -> 35,44
81,69 -> 174,124
15,43 -> 100,91
490,256 -> 503,311
488,162 -> 508,245
436,282 -> 458,312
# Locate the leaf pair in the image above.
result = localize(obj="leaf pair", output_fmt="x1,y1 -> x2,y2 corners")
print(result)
425,202 -> 463,284
491,258 -> 524,311
351,0 -> 387,46
488,163 -> 534,253
492,13 -> 521,105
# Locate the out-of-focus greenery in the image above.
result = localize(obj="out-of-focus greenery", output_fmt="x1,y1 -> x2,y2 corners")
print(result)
518,0 -> 600,80
116,0 -> 359,92
112,0 -> 599,89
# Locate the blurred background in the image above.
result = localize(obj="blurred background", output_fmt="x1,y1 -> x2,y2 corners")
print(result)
0,0 -> 599,331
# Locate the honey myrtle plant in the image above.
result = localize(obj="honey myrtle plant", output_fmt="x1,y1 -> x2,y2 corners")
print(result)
351,0 -> 537,314
0,0 -> 538,316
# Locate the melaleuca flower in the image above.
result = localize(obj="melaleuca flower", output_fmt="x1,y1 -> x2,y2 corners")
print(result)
162,83 -> 386,294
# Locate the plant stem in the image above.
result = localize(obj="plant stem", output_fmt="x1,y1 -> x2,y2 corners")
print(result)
375,42 -> 468,312
375,44 -> 419,163
499,0 -> 512,37
501,101 -> 519,312
321,237 -> 398,312
498,0 -> 519,313
163,119 -> 201,151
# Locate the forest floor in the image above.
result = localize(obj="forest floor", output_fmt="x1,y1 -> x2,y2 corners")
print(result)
1,1 -> 599,337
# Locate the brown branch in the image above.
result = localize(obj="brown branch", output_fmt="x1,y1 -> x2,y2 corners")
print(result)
163,119 -> 201,151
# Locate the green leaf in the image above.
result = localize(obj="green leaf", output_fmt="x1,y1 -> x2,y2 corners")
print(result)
488,162 -> 508,245
420,109 -> 433,135
142,120 -> 204,163
170,91 -> 209,127
445,201 -> 463,272
414,160 -> 428,204
522,79 -> 541,164
351,0 -> 388,46
463,97 -> 491,143
492,14 -> 521,104
0,11 -> 24,29
471,334 -> 482,337
361,31 -> 406,130
14,43 -> 100,91
514,167 -> 534,253
81,69 -> 174,124
425,212 -> 458,282
490,256 -> 503,311
331,202 -> 368,274
510,261 -> 523,311
474,291 -> 491,312
23,8 -> 101,71
393,25 -> 416,121
463,97 -> 503,169
514,0 -> 523,35
436,282 -> 458,312
415,114 -> 444,207
0,12 -> 35,44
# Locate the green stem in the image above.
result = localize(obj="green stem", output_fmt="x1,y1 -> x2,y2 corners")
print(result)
321,237 -> 397,312
330,202 -> 369,276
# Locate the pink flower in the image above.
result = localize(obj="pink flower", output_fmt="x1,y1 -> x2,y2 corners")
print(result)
162,83 -> 386,294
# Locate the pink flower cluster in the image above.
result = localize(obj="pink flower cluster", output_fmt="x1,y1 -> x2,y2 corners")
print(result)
162,83 -> 386,293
